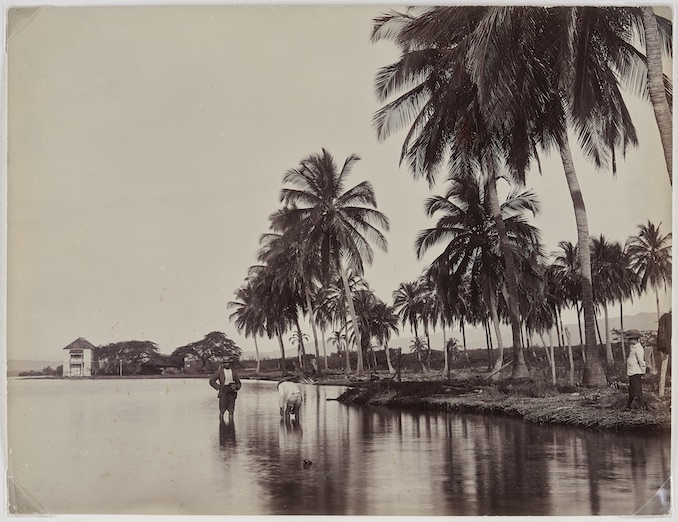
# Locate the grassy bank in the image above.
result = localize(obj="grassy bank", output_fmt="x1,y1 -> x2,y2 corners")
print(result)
332,375 -> 671,433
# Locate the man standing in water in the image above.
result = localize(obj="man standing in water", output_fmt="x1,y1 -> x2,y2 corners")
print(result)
209,356 -> 242,420
623,330 -> 647,411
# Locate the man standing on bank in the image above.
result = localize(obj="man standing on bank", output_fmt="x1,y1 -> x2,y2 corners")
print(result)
624,329 -> 647,411
209,356 -> 242,420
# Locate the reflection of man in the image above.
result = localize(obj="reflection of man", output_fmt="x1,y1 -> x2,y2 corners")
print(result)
219,418 -> 236,447
209,357 -> 242,420
278,380 -> 302,419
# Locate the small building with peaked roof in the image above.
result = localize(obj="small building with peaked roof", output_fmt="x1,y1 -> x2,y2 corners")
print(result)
62,337 -> 98,377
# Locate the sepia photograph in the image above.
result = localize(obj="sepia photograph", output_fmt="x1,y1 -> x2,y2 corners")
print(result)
3,1 -> 674,518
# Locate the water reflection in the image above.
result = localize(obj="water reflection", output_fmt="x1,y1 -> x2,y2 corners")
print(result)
7,379 -> 670,516
219,418 -> 236,448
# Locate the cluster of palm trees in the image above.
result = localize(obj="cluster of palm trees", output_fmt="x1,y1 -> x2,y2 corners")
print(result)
370,6 -> 672,385
229,7 -> 672,385
228,150 -> 393,377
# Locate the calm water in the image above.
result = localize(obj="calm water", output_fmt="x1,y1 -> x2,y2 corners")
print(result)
7,378 -> 671,516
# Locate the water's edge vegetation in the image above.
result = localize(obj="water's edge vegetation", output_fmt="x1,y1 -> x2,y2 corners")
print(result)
333,379 -> 671,433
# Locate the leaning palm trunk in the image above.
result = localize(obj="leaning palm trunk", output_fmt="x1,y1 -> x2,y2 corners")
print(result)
340,266 -> 364,375
303,284 -> 322,372
343,319 -> 352,374
276,330 -> 287,376
559,138 -> 606,386
488,292 -> 505,379
486,169 -> 530,378
641,6 -> 673,184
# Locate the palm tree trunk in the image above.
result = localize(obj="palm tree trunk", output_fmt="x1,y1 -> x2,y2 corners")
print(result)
603,303 -> 613,364
304,285 -> 321,373
575,302 -> 583,356
442,324 -> 449,376
559,138 -> 606,385
655,288 -> 661,323
565,327 -> 575,385
321,330 -> 328,370
254,335 -> 261,374
461,320 -> 470,367
294,319 -> 306,371
276,330 -> 287,376
547,330 -> 557,385
340,266 -> 364,376
641,6 -> 673,184
424,324 -> 431,371
595,314 -> 603,347
343,318 -> 352,374
489,292 -> 505,378
385,341 -> 395,374
620,300 -> 626,361
486,168 -> 529,379
483,319 -> 492,370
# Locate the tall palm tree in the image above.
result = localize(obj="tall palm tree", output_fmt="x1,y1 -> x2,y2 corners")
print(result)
590,236 -> 628,365
372,15 -> 532,379
373,6 -> 643,386
627,221 -> 672,322
415,175 -> 543,376
392,281 -> 423,344
248,264 -> 297,376
258,228 -> 323,372
278,150 -> 390,377
638,7 -> 673,183
551,241 -> 584,347
228,281 -> 264,373
370,299 -> 400,374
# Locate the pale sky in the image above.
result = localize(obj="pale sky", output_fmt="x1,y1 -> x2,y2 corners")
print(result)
5,3 -> 674,362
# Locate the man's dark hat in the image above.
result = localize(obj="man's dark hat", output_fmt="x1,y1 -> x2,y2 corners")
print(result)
625,329 -> 642,340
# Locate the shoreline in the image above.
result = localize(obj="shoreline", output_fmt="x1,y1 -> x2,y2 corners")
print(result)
11,372 -> 671,433
334,379 -> 671,433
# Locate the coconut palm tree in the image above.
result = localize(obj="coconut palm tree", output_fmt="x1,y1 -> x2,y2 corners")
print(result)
551,241 -> 584,348
415,175 -> 543,376
373,6 -> 643,386
228,281 -> 264,373
638,7 -> 673,183
247,264 -> 297,376
392,281 -> 423,345
316,273 -> 369,374
590,236 -> 628,365
258,228 -> 324,372
278,150 -> 390,377
370,299 -> 400,374
409,337 -> 427,372
627,221 -> 672,322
